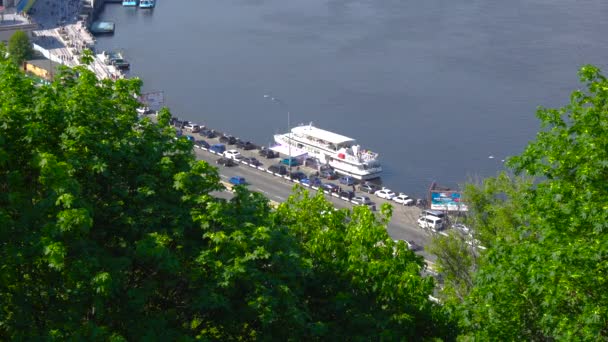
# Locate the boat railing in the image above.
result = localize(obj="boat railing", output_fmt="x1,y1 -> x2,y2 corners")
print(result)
359,150 -> 378,161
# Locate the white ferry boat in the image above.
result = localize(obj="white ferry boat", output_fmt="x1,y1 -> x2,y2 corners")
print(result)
274,124 -> 382,180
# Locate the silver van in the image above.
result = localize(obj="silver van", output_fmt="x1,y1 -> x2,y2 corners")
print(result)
417,215 -> 445,231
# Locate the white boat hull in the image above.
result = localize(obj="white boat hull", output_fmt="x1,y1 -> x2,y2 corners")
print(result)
273,132 -> 382,180
331,166 -> 382,180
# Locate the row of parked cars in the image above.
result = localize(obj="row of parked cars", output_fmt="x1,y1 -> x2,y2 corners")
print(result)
172,118 -> 263,151
173,121 -> 419,210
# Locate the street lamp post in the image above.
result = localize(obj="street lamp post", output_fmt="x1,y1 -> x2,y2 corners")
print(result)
264,94 -> 292,174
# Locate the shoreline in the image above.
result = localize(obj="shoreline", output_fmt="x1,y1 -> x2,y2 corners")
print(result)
28,0 -> 125,80
26,0 -> 462,212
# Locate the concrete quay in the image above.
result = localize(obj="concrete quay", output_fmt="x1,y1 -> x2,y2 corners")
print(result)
27,0 -> 124,80
143,114 -> 439,261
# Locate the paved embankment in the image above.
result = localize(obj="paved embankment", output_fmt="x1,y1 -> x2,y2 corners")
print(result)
145,115 -> 438,261
29,0 -> 123,80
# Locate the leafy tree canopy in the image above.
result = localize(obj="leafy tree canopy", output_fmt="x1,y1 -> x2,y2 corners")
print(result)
7,30 -> 33,65
0,55 -> 451,340
432,65 -> 608,340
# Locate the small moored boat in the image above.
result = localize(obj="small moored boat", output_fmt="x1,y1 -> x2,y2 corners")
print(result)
122,0 -> 137,6
139,0 -> 155,8
102,51 -> 130,70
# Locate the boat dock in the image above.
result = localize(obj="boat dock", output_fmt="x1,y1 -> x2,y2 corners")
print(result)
28,0 -> 126,81
90,21 -> 114,34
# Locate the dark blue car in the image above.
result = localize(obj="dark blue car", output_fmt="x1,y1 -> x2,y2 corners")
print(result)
195,140 -> 210,149
209,143 -> 226,154
300,177 -> 322,187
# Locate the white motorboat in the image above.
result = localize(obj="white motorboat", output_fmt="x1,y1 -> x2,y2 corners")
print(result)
139,0 -> 155,8
274,123 -> 382,180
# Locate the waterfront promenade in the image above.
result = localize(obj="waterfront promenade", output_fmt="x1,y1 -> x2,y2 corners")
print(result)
22,0 -> 440,260
143,114 -> 439,261
28,0 -> 122,80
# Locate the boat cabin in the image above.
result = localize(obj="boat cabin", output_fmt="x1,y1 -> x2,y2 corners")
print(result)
291,125 -> 356,151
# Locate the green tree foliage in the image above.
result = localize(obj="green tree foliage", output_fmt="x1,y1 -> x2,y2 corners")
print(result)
7,30 -> 33,65
428,173 -> 531,304
448,65 -> 608,340
276,190 -> 457,340
0,56 -> 451,339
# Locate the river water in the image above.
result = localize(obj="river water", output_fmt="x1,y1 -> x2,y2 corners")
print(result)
95,0 -> 608,197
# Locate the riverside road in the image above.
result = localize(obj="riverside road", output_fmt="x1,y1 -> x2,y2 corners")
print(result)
176,125 -> 438,261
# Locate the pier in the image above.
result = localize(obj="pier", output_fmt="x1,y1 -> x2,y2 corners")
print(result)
27,0 -> 124,80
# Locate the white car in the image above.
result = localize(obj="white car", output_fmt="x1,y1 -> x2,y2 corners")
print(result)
223,149 -> 242,160
393,193 -> 414,205
374,188 -> 396,200
183,123 -> 201,133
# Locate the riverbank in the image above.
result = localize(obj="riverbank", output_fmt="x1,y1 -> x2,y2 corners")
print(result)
28,0 -> 124,80
26,0 -> 440,207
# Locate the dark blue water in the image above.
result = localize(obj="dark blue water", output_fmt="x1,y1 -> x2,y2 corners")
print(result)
95,0 -> 608,197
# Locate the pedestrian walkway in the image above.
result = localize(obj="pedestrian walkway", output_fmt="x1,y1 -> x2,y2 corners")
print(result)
28,0 -> 124,81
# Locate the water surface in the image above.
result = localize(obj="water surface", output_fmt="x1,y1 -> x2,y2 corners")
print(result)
95,0 -> 608,196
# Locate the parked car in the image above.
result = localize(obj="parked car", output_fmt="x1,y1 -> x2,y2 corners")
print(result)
184,135 -> 196,142
209,143 -> 226,154
417,215 -> 445,231
393,193 -> 414,206
338,190 -> 355,199
375,187 -> 397,200
321,183 -> 339,193
288,171 -> 307,180
281,157 -> 301,167
216,157 -> 237,167
258,147 -> 278,159
200,129 -> 218,139
338,176 -> 356,186
268,164 -> 288,175
184,123 -> 201,133
229,176 -> 247,185
303,157 -> 319,168
219,135 -> 237,145
172,119 -> 186,128
359,182 -> 379,193
319,170 -> 338,180
241,157 -> 262,166
300,177 -> 322,187
195,140 -> 210,149
223,149 -> 243,160
351,195 -> 372,205
236,140 -> 256,150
